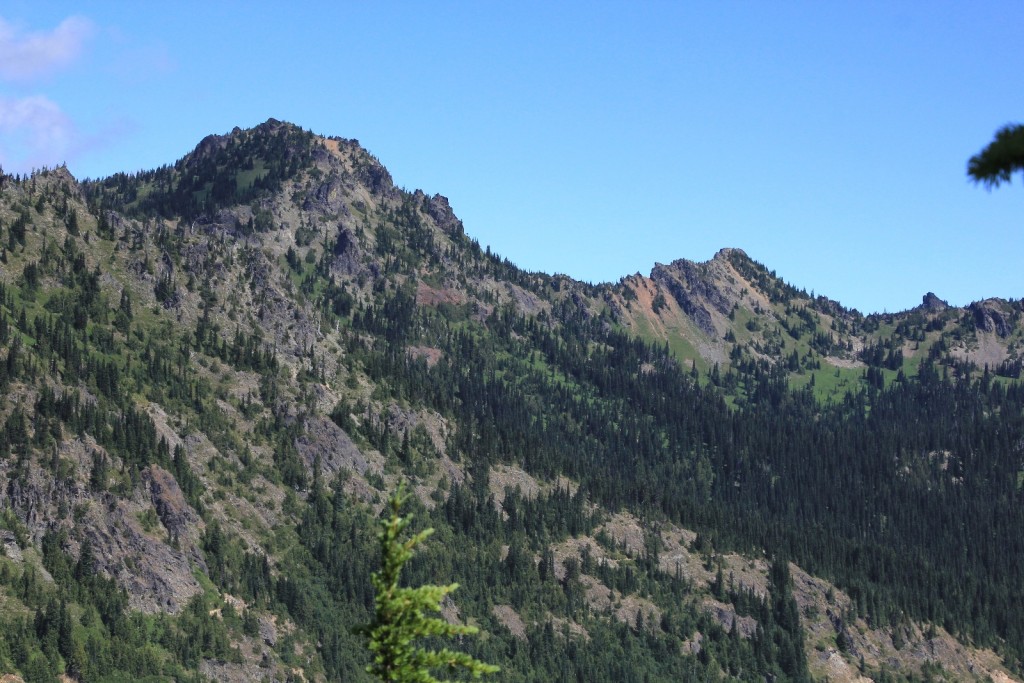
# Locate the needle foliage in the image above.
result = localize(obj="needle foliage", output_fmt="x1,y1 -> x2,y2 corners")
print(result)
968,122 -> 1024,188
363,484 -> 499,682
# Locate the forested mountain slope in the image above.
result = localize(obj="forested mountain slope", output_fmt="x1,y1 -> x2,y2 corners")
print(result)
0,119 -> 1021,682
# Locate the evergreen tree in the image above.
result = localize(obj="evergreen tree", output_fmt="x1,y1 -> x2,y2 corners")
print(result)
968,122 -> 1024,188
363,484 -> 498,682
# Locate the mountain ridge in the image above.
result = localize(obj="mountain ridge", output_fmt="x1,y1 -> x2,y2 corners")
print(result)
0,120 -> 1021,682
83,117 -> 1012,318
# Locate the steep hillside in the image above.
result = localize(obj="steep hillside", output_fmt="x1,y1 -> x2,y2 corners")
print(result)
0,120 -> 1021,682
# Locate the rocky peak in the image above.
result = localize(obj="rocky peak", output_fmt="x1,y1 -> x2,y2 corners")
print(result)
190,131 -> 233,162
30,164 -> 80,193
184,118 -> 312,167
713,247 -> 748,262
921,292 -> 948,312
425,193 -> 464,236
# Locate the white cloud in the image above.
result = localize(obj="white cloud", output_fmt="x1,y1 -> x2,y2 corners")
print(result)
0,15 -> 95,82
0,15 -> 96,173
0,95 -> 75,172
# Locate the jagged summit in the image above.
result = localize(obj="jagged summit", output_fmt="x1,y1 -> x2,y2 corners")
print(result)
713,246 -> 747,260
920,291 -> 949,312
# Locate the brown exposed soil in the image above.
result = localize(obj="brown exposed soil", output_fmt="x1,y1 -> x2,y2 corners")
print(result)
416,281 -> 466,307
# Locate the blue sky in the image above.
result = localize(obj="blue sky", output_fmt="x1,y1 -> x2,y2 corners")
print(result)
0,2 -> 1021,313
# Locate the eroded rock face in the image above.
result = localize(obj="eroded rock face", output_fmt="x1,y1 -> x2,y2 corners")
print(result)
0,530 -> 23,563
84,491 -> 204,614
142,464 -> 204,554
651,259 -> 731,337
971,301 -> 1012,337
295,415 -> 371,477
702,597 -> 758,638
0,454 -> 207,614
329,225 -> 367,280
3,468 -> 58,534
304,178 -> 355,215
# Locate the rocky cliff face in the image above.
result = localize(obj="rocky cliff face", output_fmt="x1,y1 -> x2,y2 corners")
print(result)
650,256 -> 733,337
